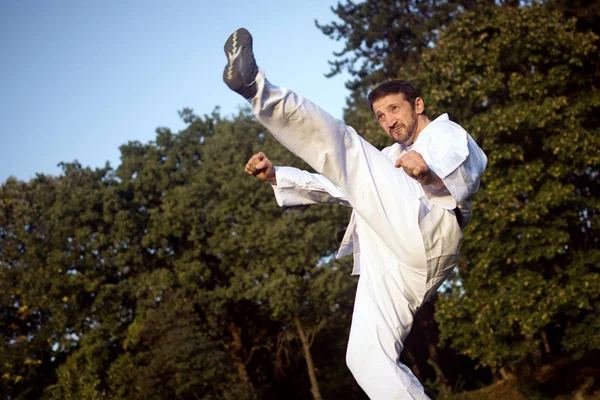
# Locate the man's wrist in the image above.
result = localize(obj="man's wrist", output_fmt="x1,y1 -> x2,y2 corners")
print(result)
428,170 -> 445,187
269,166 -> 278,185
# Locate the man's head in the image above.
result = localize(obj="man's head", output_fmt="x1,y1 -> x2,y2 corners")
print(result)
368,80 -> 428,146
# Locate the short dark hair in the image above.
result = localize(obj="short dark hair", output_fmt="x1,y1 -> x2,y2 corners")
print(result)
367,80 -> 421,113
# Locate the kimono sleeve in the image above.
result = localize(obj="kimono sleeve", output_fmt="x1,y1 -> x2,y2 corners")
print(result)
271,166 -> 350,207
424,119 -> 487,207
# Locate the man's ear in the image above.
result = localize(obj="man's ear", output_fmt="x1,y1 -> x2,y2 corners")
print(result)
415,97 -> 425,114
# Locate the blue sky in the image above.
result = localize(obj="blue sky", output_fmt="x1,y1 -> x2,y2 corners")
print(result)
0,0 -> 351,183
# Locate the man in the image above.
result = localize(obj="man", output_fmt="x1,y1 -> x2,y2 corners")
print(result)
223,28 -> 487,399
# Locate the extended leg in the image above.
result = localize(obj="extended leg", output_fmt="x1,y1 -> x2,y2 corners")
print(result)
223,29 -> 427,269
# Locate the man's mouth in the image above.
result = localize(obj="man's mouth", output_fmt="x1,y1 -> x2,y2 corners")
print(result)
390,125 -> 404,135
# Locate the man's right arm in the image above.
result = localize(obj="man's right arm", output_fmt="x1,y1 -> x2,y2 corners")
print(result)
245,152 -> 350,207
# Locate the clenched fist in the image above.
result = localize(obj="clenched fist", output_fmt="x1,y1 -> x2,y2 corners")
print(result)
395,150 -> 443,186
245,152 -> 277,184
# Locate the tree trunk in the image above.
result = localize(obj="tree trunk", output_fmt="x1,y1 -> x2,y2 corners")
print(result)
294,316 -> 323,400
499,367 -> 516,381
540,329 -> 551,354
227,321 -> 256,397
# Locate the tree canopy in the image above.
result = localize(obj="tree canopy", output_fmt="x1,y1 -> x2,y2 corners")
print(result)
319,0 -> 600,396
1,109 -> 360,400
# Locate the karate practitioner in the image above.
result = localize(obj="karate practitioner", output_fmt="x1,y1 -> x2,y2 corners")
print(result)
222,28 -> 487,399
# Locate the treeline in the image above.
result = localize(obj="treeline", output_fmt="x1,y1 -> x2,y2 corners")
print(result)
1,109 -> 363,399
1,1 -> 599,399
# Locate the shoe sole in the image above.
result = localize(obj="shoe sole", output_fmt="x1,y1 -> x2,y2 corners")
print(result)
223,28 -> 253,89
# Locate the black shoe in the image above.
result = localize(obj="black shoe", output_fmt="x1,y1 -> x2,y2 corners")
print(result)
223,28 -> 259,99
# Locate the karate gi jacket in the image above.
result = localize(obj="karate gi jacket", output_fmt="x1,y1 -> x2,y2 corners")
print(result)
271,114 -> 487,294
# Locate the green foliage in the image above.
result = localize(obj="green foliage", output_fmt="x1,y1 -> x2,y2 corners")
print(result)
409,3 -> 600,375
317,0 -> 493,91
319,0 -> 600,393
1,108 -> 358,399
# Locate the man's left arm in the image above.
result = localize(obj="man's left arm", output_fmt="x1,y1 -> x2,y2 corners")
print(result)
395,151 -> 445,187
397,123 -> 487,207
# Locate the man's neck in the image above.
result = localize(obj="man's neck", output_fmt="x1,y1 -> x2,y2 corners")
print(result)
412,115 -> 431,145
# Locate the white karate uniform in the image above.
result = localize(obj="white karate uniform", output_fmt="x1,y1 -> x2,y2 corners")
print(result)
250,69 -> 487,399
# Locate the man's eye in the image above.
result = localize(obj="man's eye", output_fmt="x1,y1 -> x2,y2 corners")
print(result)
392,105 -> 400,111
377,114 -> 384,121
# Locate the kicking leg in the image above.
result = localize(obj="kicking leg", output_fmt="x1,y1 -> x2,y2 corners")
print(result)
223,28 -> 427,270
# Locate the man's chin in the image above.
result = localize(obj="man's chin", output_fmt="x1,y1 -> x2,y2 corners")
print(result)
390,130 -> 406,142
392,135 -> 408,145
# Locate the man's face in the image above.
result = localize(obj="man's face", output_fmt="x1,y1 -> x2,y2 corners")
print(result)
372,93 -> 421,146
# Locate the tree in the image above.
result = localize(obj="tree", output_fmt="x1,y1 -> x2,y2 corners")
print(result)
316,0 -> 493,92
317,0 -> 600,395
409,3 -> 600,393
174,110 -> 356,399
1,107 -> 364,399
0,163 -> 123,400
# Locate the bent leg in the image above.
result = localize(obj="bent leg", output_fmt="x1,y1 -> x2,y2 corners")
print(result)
346,273 -> 430,399
251,70 -> 427,269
